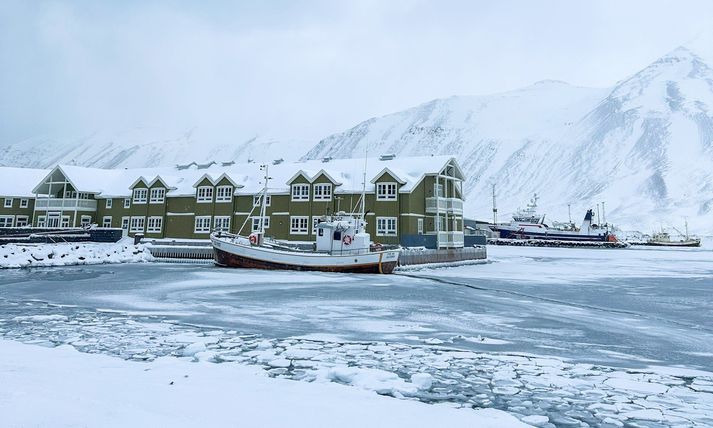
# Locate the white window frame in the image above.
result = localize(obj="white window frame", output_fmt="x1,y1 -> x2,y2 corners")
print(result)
291,184 -> 310,201
3,198 -> 12,208
149,188 -> 165,204
130,216 -> 145,233
105,198 -> 112,209
20,199 -> 28,208
251,216 -> 270,232
121,216 -> 130,230
216,186 -> 233,203
15,215 -> 29,227
312,216 -> 321,235
417,218 -> 424,235
102,216 -> 112,228
124,198 -> 131,209
37,215 -> 47,227
132,188 -> 148,204
434,183 -> 444,198
80,215 -> 92,227
313,183 -> 332,201
214,216 -> 231,232
60,216 -> 70,228
194,216 -> 211,233
290,216 -> 309,235
376,216 -> 397,236
253,194 -> 271,207
147,216 -> 163,233
0,215 -> 14,227
376,183 -> 398,201
196,186 -> 213,203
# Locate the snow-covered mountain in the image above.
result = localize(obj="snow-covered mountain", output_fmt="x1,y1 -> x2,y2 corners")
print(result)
0,128 -> 310,169
304,46 -> 713,234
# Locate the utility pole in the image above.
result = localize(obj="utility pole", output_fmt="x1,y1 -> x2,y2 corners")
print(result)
491,184 -> 498,225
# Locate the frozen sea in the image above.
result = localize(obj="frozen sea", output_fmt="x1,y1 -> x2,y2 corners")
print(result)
1,245 -> 712,427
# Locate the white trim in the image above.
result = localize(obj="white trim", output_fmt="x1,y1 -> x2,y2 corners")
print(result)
399,213 -> 427,217
291,184 -> 310,201
313,183 -> 333,201
250,216 -> 270,232
253,194 -> 271,207
121,216 -> 130,230
149,188 -> 166,204
376,216 -> 398,236
376,182 -> 398,201
3,198 -> 12,208
196,186 -> 213,203
20,198 -> 29,208
289,216 -> 309,235
147,216 -> 163,233
166,212 -> 196,216
194,216 -> 212,234
132,188 -> 148,204
80,215 -> 92,226
0,215 -> 14,227
15,215 -> 29,227
123,198 -> 131,209
102,216 -> 112,227
216,185 -> 234,203
130,216 -> 145,233
213,216 -> 231,232
105,198 -> 112,209
270,212 -> 290,216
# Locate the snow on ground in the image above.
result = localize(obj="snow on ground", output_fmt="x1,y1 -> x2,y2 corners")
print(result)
0,339 -> 528,428
0,239 -> 153,268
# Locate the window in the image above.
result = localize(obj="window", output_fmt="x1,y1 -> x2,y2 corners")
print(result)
3,198 -> 12,208
0,216 -> 13,227
376,183 -> 397,200
37,216 -> 46,227
15,216 -> 28,227
291,184 -> 309,201
197,186 -> 213,203
60,216 -> 70,228
253,194 -> 271,207
214,216 -> 230,231
313,184 -> 332,201
147,216 -> 163,233
149,188 -> 165,204
417,218 -> 424,235
133,188 -> 148,204
64,191 -> 77,199
194,216 -> 211,233
312,216 -> 321,235
124,198 -> 130,208
130,216 -> 145,233
216,186 -> 233,203
121,217 -> 130,230
251,216 -> 270,232
102,216 -> 112,227
290,216 -> 309,235
20,199 -> 28,208
434,183 -> 444,198
105,198 -> 112,209
80,215 -> 92,227
376,217 -> 397,236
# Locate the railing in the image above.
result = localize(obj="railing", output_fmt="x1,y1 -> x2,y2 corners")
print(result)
425,197 -> 463,214
34,198 -> 97,211
436,231 -> 465,248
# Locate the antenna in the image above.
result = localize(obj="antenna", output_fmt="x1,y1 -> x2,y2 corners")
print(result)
491,184 -> 498,225
567,203 -> 572,224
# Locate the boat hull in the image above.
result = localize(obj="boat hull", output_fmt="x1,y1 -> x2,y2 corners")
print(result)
211,236 -> 400,274
495,227 -> 611,242
642,240 -> 701,248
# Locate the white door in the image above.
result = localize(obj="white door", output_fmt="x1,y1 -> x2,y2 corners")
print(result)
47,212 -> 60,228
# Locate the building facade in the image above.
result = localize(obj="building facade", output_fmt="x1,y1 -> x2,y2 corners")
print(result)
0,156 -> 467,248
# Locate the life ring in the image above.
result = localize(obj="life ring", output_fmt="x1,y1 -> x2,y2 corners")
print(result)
343,235 -> 352,246
249,233 -> 258,245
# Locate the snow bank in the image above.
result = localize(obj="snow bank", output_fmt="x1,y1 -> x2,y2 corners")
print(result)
0,340 -> 530,428
0,239 -> 153,269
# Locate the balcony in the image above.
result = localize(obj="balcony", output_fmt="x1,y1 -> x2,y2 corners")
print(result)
34,198 -> 97,211
436,231 -> 465,248
425,197 -> 463,215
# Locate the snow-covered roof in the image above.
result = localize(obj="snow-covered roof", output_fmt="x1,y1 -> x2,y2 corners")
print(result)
3,155 -> 461,198
0,167 -> 51,197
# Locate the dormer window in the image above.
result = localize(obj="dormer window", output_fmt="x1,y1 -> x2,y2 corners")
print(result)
196,186 -> 213,203
149,188 -> 165,204
216,186 -> 233,203
313,184 -> 332,201
376,183 -> 397,201
133,189 -> 148,204
291,184 -> 309,201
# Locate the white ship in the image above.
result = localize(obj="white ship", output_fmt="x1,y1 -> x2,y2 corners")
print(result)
492,194 -> 617,242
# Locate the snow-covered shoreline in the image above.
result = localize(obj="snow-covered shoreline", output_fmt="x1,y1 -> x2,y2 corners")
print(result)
0,239 -> 153,269
0,339 -> 528,428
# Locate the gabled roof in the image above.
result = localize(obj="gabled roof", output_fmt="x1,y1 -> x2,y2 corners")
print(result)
370,167 -> 407,185
129,176 -> 150,189
285,170 -> 312,185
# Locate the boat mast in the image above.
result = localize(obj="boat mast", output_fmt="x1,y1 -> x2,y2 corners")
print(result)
358,147 -> 368,233
567,203 -> 572,225
259,164 -> 269,235
602,201 -> 606,225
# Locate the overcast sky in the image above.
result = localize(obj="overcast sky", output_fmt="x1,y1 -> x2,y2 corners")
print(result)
1,0 -> 712,145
